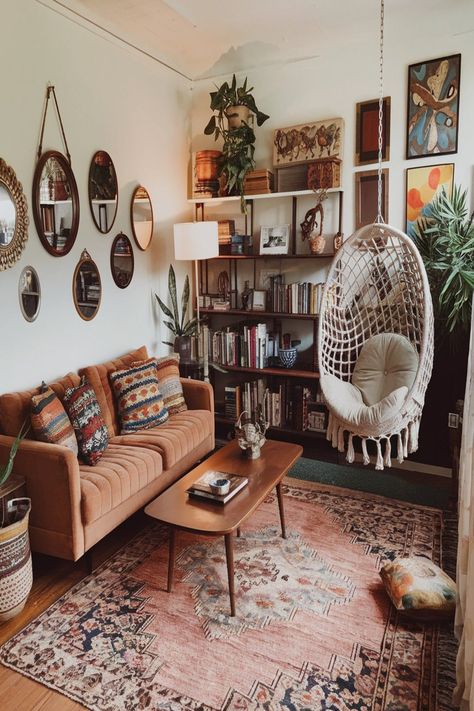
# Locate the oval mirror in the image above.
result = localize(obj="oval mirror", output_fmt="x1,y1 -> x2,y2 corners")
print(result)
111,232 -> 134,289
0,158 -> 29,271
32,150 -> 79,256
19,266 -> 41,322
88,150 -> 118,233
73,249 -> 101,321
131,186 -> 153,250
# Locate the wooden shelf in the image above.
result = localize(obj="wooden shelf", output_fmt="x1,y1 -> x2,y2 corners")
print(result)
188,188 -> 342,205
210,363 -> 319,379
209,253 -> 334,260
201,308 -> 318,320
215,413 -> 326,439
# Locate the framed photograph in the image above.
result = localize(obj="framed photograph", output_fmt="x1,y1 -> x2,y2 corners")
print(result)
259,225 -> 290,255
355,97 -> 391,165
251,290 -> 266,311
406,54 -> 461,159
355,169 -> 389,229
273,118 -> 344,166
406,163 -> 454,237
258,269 -> 280,290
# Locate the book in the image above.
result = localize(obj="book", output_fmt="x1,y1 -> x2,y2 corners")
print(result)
187,470 -> 248,504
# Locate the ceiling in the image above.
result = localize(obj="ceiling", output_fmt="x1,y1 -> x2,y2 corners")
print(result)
50,0 -> 471,81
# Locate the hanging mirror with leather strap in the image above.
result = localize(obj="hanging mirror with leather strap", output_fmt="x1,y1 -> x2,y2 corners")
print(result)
32,85 -> 80,257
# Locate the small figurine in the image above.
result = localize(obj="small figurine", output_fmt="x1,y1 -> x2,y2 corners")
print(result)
241,280 -> 253,310
235,403 -> 269,459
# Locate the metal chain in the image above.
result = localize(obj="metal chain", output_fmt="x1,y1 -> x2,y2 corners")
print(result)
376,0 -> 385,224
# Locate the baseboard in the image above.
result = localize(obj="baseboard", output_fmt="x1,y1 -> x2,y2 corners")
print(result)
351,452 -> 452,479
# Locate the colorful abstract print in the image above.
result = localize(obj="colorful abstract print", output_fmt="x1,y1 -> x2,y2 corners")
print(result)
30,386 -> 78,455
63,379 -> 109,465
110,359 -> 169,434
407,54 -> 461,158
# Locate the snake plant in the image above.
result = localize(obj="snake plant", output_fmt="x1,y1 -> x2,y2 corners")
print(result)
155,265 -> 197,347
0,421 -> 28,488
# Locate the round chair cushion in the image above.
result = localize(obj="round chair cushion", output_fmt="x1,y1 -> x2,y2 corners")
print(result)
351,333 -> 419,406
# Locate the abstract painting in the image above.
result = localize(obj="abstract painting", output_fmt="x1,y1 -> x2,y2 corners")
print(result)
406,54 -> 461,158
355,97 -> 391,165
406,163 -> 454,237
355,169 -> 389,229
273,118 -> 344,166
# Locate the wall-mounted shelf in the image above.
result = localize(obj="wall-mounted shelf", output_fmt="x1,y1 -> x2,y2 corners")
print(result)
201,308 -> 318,320
188,187 -> 342,205
206,253 -> 334,260
211,363 -> 319,379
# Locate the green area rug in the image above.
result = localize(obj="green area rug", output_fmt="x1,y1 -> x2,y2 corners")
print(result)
288,457 -> 451,509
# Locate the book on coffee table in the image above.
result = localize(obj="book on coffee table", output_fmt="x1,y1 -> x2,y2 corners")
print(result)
187,470 -> 248,504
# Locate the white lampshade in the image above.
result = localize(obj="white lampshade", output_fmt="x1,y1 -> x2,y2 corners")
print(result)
173,221 -> 219,261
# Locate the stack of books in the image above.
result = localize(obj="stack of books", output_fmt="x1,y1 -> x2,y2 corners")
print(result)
193,151 -> 221,198
244,169 -> 274,195
268,275 -> 325,315
187,470 -> 248,504
217,220 -> 235,254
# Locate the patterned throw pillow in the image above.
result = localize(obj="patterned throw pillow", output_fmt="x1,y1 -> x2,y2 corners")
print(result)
31,385 -> 78,456
153,355 -> 187,415
380,556 -> 456,620
110,359 -> 169,433
63,378 -> 109,465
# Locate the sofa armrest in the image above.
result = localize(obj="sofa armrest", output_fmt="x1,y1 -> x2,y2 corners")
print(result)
0,435 -> 84,560
181,378 -> 214,414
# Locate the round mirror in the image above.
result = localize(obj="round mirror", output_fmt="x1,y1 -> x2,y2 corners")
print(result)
32,150 -> 79,257
88,150 -> 118,233
19,266 -> 41,322
73,249 -> 101,321
131,186 -> 153,250
0,158 -> 29,271
111,232 -> 134,289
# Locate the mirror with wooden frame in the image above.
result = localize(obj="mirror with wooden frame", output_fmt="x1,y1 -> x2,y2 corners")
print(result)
19,266 -> 41,322
0,158 -> 29,271
110,232 -> 134,289
73,249 -> 101,320
131,186 -> 153,250
88,150 -> 118,233
32,150 -> 79,256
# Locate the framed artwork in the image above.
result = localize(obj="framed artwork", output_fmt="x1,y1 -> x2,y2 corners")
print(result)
251,290 -> 266,311
259,225 -> 290,255
258,269 -> 280,290
406,53 -> 461,159
355,169 -> 389,230
406,163 -> 454,237
273,118 -> 344,166
355,97 -> 391,165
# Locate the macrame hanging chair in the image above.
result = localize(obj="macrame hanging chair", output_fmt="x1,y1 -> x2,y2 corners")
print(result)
317,1 -> 434,470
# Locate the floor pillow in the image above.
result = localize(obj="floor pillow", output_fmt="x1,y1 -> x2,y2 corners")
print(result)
63,378 -> 109,465
31,384 -> 78,456
110,359 -> 169,433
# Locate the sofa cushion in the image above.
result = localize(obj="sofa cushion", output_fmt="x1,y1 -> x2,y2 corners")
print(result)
78,346 -> 148,438
154,355 -> 187,415
64,379 -> 109,466
79,444 -> 163,524
31,385 -> 78,455
110,359 -> 169,433
0,372 -> 81,438
110,409 -> 213,469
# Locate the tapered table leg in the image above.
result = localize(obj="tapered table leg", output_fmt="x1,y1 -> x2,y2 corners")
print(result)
276,482 -> 287,539
236,527 -> 241,537
225,533 -> 236,616
167,526 -> 176,592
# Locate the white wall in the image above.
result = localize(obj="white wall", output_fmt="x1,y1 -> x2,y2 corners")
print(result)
0,0 -> 193,392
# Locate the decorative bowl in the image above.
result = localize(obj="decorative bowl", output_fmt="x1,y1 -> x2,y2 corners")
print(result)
209,478 -> 231,495
278,347 -> 297,368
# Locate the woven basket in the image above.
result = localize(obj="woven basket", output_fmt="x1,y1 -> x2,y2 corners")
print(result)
0,498 -> 32,621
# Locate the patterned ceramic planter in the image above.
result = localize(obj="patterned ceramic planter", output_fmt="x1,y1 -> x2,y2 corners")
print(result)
0,498 -> 32,621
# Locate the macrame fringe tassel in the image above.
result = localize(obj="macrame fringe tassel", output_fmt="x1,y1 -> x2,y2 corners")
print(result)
403,427 -> 409,458
346,433 -> 355,464
337,426 -> 345,452
326,414 -> 333,443
384,438 -> 392,468
332,419 -> 339,449
361,438 -> 370,466
375,440 -> 384,470
397,433 -> 404,463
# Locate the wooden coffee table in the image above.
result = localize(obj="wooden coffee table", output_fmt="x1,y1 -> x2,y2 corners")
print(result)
145,439 -> 302,616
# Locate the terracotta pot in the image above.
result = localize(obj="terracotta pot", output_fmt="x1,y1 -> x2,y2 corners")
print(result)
227,105 -> 250,129
195,150 -> 222,181
0,498 -> 32,621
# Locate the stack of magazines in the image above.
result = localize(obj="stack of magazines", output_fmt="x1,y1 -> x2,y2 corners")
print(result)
187,470 -> 248,504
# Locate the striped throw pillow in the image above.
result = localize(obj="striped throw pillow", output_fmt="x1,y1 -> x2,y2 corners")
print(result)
63,378 -> 109,465
154,355 -> 187,415
31,385 -> 78,455
110,359 -> 169,433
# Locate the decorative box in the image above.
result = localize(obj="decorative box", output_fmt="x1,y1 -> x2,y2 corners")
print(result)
307,158 -> 341,190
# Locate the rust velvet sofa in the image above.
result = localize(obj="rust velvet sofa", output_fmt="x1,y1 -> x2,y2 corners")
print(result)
0,346 -> 214,561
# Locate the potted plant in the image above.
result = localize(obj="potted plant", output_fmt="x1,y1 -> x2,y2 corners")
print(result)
204,75 -> 269,211
155,265 -> 197,363
0,422 -> 32,621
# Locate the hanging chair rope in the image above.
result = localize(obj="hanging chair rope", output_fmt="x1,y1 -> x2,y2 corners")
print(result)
376,0 -> 385,224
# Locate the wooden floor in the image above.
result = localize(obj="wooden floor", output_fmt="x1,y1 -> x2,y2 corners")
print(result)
0,469 -> 454,710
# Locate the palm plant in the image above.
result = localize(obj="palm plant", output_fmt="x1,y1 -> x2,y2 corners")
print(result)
155,265 -> 197,347
413,185 -> 474,335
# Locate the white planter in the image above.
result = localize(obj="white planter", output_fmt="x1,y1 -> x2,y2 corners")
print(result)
226,105 -> 250,129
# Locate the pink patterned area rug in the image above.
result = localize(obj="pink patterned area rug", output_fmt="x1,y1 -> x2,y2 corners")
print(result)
0,479 -> 456,710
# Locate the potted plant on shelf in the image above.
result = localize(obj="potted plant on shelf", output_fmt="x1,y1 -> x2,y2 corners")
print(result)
0,422 -> 32,621
204,74 -> 269,211
155,265 -> 197,363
